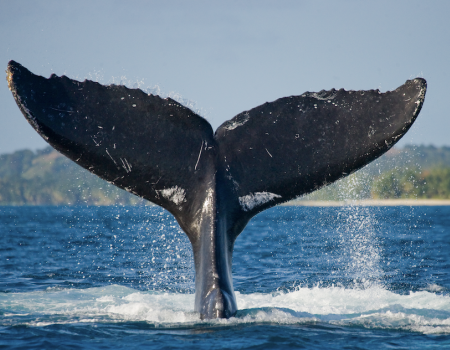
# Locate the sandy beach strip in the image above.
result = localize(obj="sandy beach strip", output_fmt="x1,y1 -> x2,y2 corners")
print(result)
283,199 -> 450,207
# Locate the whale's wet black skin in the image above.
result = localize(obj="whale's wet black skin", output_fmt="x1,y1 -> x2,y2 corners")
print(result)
6,61 -> 426,319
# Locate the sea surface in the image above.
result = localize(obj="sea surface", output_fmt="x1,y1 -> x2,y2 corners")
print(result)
1,205 -> 450,349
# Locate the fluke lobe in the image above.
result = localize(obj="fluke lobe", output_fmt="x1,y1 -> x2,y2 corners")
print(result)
6,61 -> 426,319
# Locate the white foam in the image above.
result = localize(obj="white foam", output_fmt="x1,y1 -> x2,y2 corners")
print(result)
237,286 -> 450,314
2,285 -> 449,333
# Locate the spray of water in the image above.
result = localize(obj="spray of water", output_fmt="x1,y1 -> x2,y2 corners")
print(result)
144,208 -> 194,293
67,206 -> 194,293
334,170 -> 383,289
109,75 -> 207,121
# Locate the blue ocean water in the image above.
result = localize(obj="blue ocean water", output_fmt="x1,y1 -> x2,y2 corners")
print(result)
1,205 -> 450,349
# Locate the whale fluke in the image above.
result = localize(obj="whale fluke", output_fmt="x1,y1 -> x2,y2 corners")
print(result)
6,60 -> 426,318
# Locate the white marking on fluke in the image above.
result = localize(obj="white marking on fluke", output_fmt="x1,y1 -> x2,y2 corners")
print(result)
195,141 -> 204,171
92,137 -> 100,147
105,149 -> 118,166
158,186 -> 187,205
239,192 -> 282,211
49,107 -> 74,113
120,158 -> 132,173
223,113 -> 250,130
308,90 -> 338,101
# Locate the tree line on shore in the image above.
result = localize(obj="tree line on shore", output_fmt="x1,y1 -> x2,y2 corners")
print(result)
1,145 -> 450,205
303,145 -> 450,201
303,166 -> 450,202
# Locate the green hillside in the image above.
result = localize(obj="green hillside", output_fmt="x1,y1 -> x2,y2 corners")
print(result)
0,145 -> 450,205
297,145 -> 450,201
0,147 -> 144,205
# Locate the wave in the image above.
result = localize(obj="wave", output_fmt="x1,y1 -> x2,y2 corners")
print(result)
1,285 -> 449,334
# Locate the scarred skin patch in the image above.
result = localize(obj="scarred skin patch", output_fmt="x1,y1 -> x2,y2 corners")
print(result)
239,192 -> 282,211
158,186 -> 186,205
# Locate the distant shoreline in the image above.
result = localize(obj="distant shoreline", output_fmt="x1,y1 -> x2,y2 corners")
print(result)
2,199 -> 450,207
283,199 -> 450,206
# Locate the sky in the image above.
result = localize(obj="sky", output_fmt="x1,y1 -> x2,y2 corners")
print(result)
1,0 -> 449,154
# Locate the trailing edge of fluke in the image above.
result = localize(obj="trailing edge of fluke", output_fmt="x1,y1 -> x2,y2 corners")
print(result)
6,60 -> 426,319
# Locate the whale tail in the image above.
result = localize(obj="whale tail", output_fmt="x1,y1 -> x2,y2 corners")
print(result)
6,60 -> 426,318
